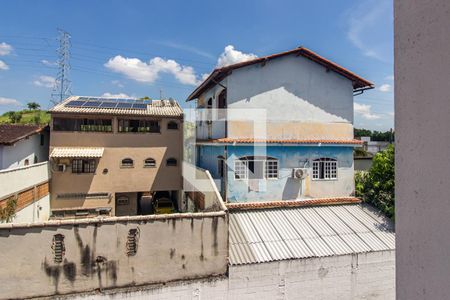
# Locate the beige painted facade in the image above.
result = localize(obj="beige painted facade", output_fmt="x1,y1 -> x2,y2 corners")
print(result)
228,121 -> 353,140
49,113 -> 183,216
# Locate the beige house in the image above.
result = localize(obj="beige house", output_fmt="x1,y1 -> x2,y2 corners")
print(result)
49,96 -> 183,218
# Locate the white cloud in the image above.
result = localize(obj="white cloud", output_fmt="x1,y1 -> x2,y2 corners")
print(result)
111,80 -> 124,88
41,59 -> 57,67
105,55 -> 200,86
379,83 -> 391,92
201,73 -> 210,81
216,45 -> 257,67
385,75 -> 394,81
346,0 -> 392,62
33,75 -> 56,88
0,60 -> 9,70
101,92 -> 131,98
0,42 -> 13,56
0,96 -> 21,106
354,102 -> 381,120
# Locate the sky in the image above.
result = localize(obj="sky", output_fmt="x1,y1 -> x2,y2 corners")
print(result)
0,0 -> 393,130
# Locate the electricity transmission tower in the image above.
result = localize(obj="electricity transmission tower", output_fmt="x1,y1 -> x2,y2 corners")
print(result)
51,29 -> 72,105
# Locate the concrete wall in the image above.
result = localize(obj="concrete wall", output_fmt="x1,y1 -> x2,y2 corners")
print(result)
0,131 -> 49,170
198,145 -> 354,202
183,163 -> 228,212
0,161 -> 50,199
395,0 -> 450,298
68,251 -> 395,300
196,53 -> 355,141
0,162 -> 51,223
50,115 -> 183,215
12,195 -> 50,223
0,212 -> 228,299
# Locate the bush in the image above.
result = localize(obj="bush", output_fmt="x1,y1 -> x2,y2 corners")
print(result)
355,145 -> 395,219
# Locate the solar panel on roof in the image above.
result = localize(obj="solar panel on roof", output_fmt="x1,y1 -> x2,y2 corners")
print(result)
116,102 -> 133,109
132,103 -> 147,109
82,101 -> 102,107
78,97 -> 89,101
66,100 -> 86,107
99,102 -> 117,108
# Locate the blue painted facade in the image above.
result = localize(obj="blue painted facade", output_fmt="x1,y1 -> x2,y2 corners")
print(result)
197,144 -> 355,202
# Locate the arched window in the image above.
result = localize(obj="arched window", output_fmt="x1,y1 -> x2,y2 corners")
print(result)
312,158 -> 337,180
234,156 -> 278,180
167,121 -> 178,130
166,158 -> 177,166
144,158 -> 156,168
121,158 -> 134,168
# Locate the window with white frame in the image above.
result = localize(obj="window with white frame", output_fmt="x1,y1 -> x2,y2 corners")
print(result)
234,160 -> 248,179
265,159 -> 278,179
312,158 -> 337,180
234,156 -> 278,180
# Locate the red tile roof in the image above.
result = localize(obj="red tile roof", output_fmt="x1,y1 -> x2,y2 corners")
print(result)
0,124 -> 46,145
197,138 -> 364,145
187,47 -> 374,101
226,197 -> 361,211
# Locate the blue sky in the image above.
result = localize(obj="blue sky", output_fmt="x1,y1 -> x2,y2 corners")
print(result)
0,0 -> 393,130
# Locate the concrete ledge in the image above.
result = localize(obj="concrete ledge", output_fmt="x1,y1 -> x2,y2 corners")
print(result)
0,210 -> 227,229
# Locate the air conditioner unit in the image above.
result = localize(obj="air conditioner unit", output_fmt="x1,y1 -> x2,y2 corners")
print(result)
292,168 -> 308,179
57,164 -> 67,172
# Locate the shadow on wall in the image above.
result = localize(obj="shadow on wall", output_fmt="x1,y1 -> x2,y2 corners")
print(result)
282,178 -> 302,200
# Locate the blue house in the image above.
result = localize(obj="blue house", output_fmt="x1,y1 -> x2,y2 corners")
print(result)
186,47 -> 373,203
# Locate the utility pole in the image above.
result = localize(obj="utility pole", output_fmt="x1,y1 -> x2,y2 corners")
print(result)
51,29 -> 71,105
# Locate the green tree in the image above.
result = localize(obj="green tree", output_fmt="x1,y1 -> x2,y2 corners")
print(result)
355,145 -> 395,219
139,96 -> 151,100
5,111 -> 23,123
33,112 -> 41,125
27,102 -> 41,110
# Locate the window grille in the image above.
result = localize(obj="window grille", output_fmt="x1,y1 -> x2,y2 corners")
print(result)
312,158 -> 338,180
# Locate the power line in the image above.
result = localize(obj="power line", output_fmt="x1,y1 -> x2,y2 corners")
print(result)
51,29 -> 72,105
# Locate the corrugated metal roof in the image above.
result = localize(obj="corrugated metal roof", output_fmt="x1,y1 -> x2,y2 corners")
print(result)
50,147 -> 104,158
50,96 -> 183,117
229,203 -> 395,265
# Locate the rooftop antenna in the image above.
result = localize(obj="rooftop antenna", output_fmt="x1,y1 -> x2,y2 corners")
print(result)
160,89 -> 164,100
51,29 -> 72,105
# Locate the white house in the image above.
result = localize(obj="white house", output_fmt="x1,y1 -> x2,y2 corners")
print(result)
0,124 -> 49,170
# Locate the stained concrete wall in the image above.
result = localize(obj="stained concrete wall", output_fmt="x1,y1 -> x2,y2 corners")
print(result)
0,212 -> 228,299
395,0 -> 450,299
68,251 -> 395,300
